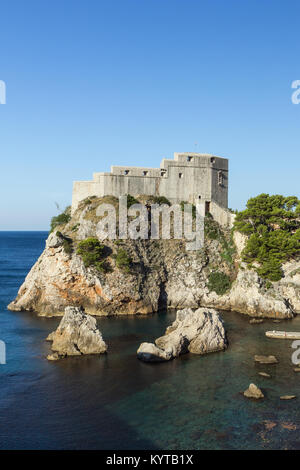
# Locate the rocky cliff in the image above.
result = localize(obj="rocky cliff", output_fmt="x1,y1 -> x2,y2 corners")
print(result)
7,196 -> 300,319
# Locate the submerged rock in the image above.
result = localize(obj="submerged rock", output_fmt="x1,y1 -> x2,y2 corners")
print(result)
47,352 -> 60,361
249,319 -> 264,324
280,395 -> 296,400
243,383 -> 264,399
137,307 -> 227,362
47,306 -> 107,359
254,355 -> 278,364
259,372 -> 271,378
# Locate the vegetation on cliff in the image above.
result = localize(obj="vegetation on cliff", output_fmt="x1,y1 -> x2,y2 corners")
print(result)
76,238 -> 111,273
207,271 -> 232,295
114,248 -> 132,273
234,194 -> 300,281
56,231 -> 73,255
50,206 -> 71,232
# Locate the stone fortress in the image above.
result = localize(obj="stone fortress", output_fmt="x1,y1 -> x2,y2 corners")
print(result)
72,152 -> 233,226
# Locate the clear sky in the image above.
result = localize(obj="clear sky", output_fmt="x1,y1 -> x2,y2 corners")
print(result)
1,0 -> 300,230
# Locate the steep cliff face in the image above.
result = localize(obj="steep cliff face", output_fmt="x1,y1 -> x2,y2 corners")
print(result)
7,197 -> 300,319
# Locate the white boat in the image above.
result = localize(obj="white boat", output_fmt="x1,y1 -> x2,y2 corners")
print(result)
265,330 -> 300,340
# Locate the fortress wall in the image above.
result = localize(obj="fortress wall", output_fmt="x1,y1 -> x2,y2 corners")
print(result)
158,164 -> 211,204
210,201 -> 234,228
103,174 -> 159,198
72,181 -> 105,213
210,157 -> 228,208
111,166 -> 161,178
71,153 -> 230,225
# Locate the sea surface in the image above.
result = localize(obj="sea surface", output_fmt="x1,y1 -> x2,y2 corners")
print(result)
1,231 -> 300,450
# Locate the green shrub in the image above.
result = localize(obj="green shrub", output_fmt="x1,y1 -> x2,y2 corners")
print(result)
76,238 -> 111,273
50,207 -> 71,232
56,231 -> 73,255
126,194 -> 139,208
207,271 -> 232,295
71,224 -> 80,232
62,239 -> 73,255
234,193 -> 300,281
257,260 -> 283,282
153,196 -> 171,206
115,248 -> 132,273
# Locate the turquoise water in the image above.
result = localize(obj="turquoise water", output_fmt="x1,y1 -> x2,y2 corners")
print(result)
1,231 -> 300,449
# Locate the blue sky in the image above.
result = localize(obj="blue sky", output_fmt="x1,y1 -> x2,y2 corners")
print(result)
1,0 -> 300,230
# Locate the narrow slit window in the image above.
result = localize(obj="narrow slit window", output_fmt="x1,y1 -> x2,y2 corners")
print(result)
179,173 -> 183,179
218,170 -> 223,186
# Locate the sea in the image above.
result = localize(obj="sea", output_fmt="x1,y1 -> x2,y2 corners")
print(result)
1,231 -> 300,450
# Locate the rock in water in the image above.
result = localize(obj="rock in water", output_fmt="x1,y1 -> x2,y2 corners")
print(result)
280,395 -> 296,400
47,306 -> 107,359
137,343 -> 172,362
137,307 -> 227,362
249,318 -> 264,324
254,355 -> 278,364
244,383 -> 264,399
259,372 -> 271,378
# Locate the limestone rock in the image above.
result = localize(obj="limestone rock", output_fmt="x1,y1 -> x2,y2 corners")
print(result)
254,355 -> 278,364
137,343 -> 172,362
47,306 -> 107,359
137,307 -> 227,362
244,383 -> 264,399
280,395 -> 296,400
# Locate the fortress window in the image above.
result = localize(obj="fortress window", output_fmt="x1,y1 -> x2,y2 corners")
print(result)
218,170 -> 223,186
205,201 -> 211,214
161,170 -> 167,177
187,156 -> 193,162
143,171 -> 148,176
179,173 -> 183,179
124,170 -> 130,175
211,157 -> 215,164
